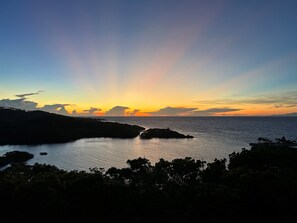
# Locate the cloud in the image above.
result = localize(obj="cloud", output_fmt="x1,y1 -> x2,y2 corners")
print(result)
83,107 -> 102,115
126,109 -> 141,116
148,106 -> 241,116
0,90 -> 44,110
0,92 -> 76,116
56,106 -> 68,116
195,91 -> 297,108
189,108 -> 242,116
284,104 -> 297,108
105,106 -> 129,116
0,96 -> 72,115
0,98 -> 38,110
41,104 -> 71,115
274,104 -> 284,108
15,90 -> 44,99
149,106 -> 198,116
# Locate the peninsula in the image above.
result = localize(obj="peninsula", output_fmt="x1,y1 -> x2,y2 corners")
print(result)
0,108 -> 144,145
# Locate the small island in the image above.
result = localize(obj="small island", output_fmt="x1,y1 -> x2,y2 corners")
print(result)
140,128 -> 194,139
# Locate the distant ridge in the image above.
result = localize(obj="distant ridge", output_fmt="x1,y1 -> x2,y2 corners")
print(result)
270,112 -> 297,117
283,112 -> 297,116
0,107 -> 144,145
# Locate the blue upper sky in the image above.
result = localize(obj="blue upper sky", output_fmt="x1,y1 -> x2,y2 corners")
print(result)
0,0 -> 296,116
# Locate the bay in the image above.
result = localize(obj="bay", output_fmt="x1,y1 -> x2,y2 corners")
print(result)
1,117 -> 296,171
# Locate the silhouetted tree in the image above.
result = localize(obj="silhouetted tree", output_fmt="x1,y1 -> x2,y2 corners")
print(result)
202,158 -> 227,183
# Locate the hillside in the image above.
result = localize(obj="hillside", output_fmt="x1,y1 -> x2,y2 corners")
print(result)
0,108 -> 144,145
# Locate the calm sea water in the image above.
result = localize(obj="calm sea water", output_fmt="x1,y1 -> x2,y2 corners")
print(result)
1,117 -> 297,171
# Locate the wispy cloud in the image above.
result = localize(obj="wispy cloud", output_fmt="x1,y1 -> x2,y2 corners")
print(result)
196,91 -> 297,108
149,106 -> 241,116
15,90 -> 44,99
189,108 -> 242,116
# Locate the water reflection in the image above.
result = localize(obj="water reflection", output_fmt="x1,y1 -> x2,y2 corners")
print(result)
1,117 -> 297,171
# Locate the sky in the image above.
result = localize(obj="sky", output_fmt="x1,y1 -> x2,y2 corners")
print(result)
0,0 -> 297,116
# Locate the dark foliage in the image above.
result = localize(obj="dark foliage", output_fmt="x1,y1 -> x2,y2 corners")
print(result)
140,128 -> 194,139
0,108 -> 144,145
1,142 -> 297,222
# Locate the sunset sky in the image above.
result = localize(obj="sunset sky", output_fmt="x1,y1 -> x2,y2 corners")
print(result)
0,0 -> 296,116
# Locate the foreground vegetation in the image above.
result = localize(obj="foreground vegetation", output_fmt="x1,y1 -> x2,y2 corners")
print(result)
1,143 -> 297,222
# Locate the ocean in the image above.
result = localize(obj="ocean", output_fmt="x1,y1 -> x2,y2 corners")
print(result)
1,116 -> 297,171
